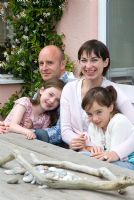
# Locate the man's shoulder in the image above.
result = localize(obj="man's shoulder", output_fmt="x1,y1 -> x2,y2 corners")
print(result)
60,71 -> 76,83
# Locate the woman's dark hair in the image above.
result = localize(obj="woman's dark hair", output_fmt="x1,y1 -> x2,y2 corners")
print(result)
78,39 -> 110,76
31,78 -> 65,126
82,86 -> 118,115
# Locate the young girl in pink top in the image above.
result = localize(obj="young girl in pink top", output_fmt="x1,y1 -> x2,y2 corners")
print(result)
2,79 -> 65,140
82,86 -> 134,170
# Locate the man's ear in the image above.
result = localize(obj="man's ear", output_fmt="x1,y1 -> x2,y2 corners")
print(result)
60,60 -> 66,71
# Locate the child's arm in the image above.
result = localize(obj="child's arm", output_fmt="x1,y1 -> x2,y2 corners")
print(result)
8,104 -> 36,140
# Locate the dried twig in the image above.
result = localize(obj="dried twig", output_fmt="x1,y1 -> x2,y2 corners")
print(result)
46,176 -> 134,191
30,153 -> 116,181
0,150 -> 134,193
14,151 -> 134,192
0,153 -> 15,166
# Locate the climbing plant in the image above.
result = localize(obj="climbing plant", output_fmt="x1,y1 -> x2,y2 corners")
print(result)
0,0 -> 74,118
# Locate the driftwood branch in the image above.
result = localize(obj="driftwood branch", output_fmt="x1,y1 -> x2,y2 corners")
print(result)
46,176 -> 134,191
30,153 -> 117,181
0,154 -> 15,166
0,150 -> 134,193
14,151 -> 134,192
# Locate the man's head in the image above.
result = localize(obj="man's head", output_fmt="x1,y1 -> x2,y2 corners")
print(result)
38,45 -> 66,81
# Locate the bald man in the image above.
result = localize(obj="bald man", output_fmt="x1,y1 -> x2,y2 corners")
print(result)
35,45 -> 75,144
38,45 -> 74,83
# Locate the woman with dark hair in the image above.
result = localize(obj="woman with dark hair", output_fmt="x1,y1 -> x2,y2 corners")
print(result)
60,39 -> 134,151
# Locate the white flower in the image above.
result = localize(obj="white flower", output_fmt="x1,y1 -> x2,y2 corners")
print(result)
12,45 -> 16,49
20,11 -> 26,18
22,35 -> 29,40
24,26 -> 28,32
4,2 -> 8,8
20,61 -> 25,66
0,62 -> 4,67
39,19 -> 43,23
4,51 -> 8,57
6,55 -> 9,62
20,25 -> 23,30
43,12 -> 50,18
17,48 -> 23,54
15,39 -> 20,44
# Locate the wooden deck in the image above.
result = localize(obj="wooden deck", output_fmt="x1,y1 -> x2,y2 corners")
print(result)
0,133 -> 134,200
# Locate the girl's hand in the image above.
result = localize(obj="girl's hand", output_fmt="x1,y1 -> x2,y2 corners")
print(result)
89,146 -> 104,155
82,146 -> 104,154
0,122 -> 9,134
70,134 -> 86,150
25,131 -> 36,140
23,119 -> 33,129
92,151 -> 119,162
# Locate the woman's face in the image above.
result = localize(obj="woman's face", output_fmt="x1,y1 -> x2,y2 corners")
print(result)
40,87 -> 61,111
79,51 -> 109,80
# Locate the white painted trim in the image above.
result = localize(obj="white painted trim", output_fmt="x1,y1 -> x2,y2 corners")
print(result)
98,0 -> 107,44
0,79 -> 24,84
0,74 -> 24,84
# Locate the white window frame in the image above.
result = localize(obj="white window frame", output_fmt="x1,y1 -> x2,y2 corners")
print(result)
98,0 -> 107,45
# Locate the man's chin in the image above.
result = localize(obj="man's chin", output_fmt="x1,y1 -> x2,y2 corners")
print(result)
42,75 -> 52,81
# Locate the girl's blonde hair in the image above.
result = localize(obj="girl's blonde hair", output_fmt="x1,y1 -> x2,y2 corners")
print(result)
31,78 -> 65,126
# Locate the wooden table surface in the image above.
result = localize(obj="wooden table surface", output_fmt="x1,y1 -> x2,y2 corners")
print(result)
0,133 -> 134,200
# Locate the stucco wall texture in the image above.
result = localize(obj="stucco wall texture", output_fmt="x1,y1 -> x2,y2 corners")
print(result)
57,0 -> 98,62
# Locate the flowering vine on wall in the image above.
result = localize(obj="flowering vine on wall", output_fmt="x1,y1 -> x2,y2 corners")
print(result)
0,0 -> 72,117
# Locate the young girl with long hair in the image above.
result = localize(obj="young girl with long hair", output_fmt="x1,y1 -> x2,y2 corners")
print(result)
82,86 -> 134,170
2,78 -> 65,140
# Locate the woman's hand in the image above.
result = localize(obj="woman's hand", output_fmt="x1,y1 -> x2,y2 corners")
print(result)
92,151 -> 120,162
70,134 -> 87,150
25,130 -> 36,140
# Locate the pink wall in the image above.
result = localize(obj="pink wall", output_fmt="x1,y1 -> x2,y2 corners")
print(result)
57,0 -> 98,62
0,84 -> 22,107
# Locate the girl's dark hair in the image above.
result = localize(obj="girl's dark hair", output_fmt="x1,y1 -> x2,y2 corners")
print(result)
78,39 -> 110,76
82,86 -> 118,115
31,78 -> 65,126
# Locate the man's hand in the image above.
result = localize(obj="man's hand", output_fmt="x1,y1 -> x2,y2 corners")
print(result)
70,134 -> 87,150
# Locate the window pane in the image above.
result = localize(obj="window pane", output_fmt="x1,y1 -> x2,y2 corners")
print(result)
107,0 -> 134,83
